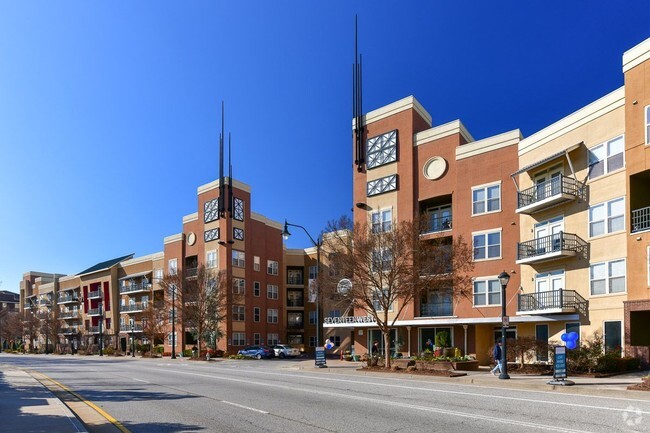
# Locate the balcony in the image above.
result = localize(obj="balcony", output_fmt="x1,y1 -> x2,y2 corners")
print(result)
61,326 -> 79,335
58,294 -> 79,304
120,303 -> 147,313
517,289 -> 587,316
421,213 -> 452,236
631,205 -> 650,233
39,299 -> 52,306
287,275 -> 304,285
419,302 -> 453,317
119,282 -> 152,294
59,311 -> 80,320
516,232 -> 588,265
185,267 -> 198,278
87,326 -> 107,334
517,176 -> 583,214
287,298 -> 304,307
87,308 -> 103,316
88,290 -> 102,299
120,324 -> 143,333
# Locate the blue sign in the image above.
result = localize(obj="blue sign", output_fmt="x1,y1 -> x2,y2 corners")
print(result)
554,346 -> 567,379
315,347 -> 326,366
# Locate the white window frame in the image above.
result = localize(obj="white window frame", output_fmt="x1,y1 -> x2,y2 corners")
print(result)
168,259 -> 177,276
267,284 -> 279,300
153,268 -> 163,282
589,197 -> 625,238
232,305 -> 245,321
645,105 -> 650,145
471,181 -> 501,216
588,135 -> 625,179
472,277 -> 502,307
267,308 -> 278,324
590,258 -> 626,296
267,260 -> 279,275
232,332 -> 245,346
254,256 -> 260,272
232,250 -> 245,268
372,288 -> 394,312
232,278 -> 245,295
366,129 -> 397,169
371,208 -> 392,233
472,228 -> 502,261
206,250 -> 217,269
647,246 -> 650,287
267,333 -> 279,346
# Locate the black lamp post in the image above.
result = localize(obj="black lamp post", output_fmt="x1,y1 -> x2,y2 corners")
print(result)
171,284 -> 176,359
498,271 -> 510,380
130,318 -> 135,357
282,220 -> 322,348
98,300 -> 103,357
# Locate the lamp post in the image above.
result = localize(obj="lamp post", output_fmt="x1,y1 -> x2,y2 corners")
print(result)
171,284 -> 176,359
498,271 -> 510,380
282,220 -> 322,349
130,318 -> 135,358
98,300 -> 103,357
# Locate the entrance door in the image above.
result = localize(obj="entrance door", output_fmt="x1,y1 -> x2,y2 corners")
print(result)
368,329 -> 396,356
535,324 -> 549,361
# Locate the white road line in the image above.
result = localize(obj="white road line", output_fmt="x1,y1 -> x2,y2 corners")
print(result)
133,378 -> 149,383
220,400 -> 269,414
147,367 -> 597,433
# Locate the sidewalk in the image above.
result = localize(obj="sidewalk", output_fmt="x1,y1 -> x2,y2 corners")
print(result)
0,366 -> 88,433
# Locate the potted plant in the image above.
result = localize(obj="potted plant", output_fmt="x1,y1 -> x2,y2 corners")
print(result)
435,331 -> 451,356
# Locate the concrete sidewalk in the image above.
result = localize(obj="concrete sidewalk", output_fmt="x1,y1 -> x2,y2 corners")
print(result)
0,366 -> 87,433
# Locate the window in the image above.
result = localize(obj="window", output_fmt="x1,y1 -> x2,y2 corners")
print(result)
309,310 -> 317,325
267,284 -> 279,300
590,259 -> 626,295
328,310 -> 341,318
206,250 -> 217,269
204,228 -> 220,242
253,307 -> 260,323
232,305 -> 245,321
267,260 -> 279,275
371,248 -> 392,272
168,259 -> 177,275
309,265 -> 318,280
288,334 -> 303,345
267,333 -> 279,346
204,198 -> 219,223
267,308 -> 278,324
254,256 -> 260,272
472,183 -> 501,215
565,323 -> 580,346
647,246 -> 650,286
233,228 -> 244,241
232,278 -> 245,295
288,312 -> 303,328
309,336 -> 317,347
232,332 -> 245,346
234,197 -> 244,221
366,129 -> 397,169
232,250 -> 245,268
371,209 -> 392,233
589,197 -> 625,237
153,268 -> 163,282
329,335 -> 341,347
287,269 -> 303,285
253,281 -> 261,297
253,333 -> 261,345
167,332 -> 177,346
473,279 -> 501,306
168,309 -> 177,324
604,321 -> 622,354
588,136 -> 624,179
473,230 -> 501,260
535,325 -> 549,362
367,174 -> 398,197
372,289 -> 393,312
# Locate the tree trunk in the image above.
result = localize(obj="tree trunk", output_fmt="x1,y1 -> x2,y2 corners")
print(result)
384,331 -> 391,369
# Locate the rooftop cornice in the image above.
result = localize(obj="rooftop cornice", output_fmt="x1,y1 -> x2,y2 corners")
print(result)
415,119 -> 474,146
352,95 -> 432,129
623,36 -> 650,73
456,129 -> 521,160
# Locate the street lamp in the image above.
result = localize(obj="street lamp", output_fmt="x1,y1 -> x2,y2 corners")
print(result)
170,284 -> 177,359
98,300 -> 103,357
498,271 -> 510,380
282,220 -> 322,349
130,318 -> 135,358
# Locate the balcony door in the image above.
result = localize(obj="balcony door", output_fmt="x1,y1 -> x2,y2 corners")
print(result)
534,166 -> 562,201
535,269 -> 564,309
427,205 -> 452,232
535,216 -> 564,254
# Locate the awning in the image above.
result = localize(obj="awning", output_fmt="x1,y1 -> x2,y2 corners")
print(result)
119,270 -> 152,281
511,142 -> 582,177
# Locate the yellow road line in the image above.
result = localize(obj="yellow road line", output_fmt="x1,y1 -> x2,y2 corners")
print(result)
28,369 -> 131,433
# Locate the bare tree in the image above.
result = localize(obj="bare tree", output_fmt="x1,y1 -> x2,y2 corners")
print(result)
159,264 -> 230,357
37,310 -> 61,353
141,300 -> 167,355
322,215 -> 474,368
22,309 -> 40,352
4,312 -> 23,350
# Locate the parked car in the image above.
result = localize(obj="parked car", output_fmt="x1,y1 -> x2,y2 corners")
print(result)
237,345 -> 276,359
271,344 -> 301,359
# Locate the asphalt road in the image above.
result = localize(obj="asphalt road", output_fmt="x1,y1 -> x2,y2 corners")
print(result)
2,354 -> 649,433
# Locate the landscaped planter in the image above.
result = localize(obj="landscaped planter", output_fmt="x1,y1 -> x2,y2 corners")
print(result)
415,360 -> 454,372
451,360 -> 479,371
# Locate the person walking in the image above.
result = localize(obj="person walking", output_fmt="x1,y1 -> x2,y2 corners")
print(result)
490,340 -> 503,376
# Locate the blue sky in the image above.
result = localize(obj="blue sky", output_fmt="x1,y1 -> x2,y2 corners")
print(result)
1,1 -> 649,293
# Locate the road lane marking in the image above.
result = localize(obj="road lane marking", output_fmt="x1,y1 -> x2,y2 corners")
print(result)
27,369 -> 132,433
133,378 -> 149,383
220,400 -> 269,414
146,367 -> 598,433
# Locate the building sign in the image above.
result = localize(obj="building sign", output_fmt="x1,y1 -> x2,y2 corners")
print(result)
553,345 -> 567,379
308,279 -> 317,303
315,347 -> 326,367
323,316 -> 376,325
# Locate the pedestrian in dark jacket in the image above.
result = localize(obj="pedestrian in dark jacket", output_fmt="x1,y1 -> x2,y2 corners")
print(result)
490,340 -> 503,376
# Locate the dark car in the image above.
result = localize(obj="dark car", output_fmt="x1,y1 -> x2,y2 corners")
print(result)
237,345 -> 276,359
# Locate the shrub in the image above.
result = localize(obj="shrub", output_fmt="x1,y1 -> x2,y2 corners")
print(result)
103,346 -> 115,356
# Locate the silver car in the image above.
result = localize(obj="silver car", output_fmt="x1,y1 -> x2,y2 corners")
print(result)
271,344 -> 300,358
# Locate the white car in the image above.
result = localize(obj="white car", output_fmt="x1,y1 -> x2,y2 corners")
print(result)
272,344 -> 300,358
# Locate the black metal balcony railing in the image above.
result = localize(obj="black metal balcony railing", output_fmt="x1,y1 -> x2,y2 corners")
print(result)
287,322 -> 304,329
518,289 -> 587,316
419,302 -> 453,317
517,176 -> 581,209
39,299 -> 52,306
287,276 -> 304,285
517,232 -> 587,262
59,311 -> 80,319
287,298 -> 304,307
88,326 -> 101,333
120,324 -> 143,333
119,283 -> 151,294
185,267 -> 198,278
120,303 -> 147,313
58,294 -> 79,303
87,308 -> 102,316
88,290 -> 102,299
631,205 -> 650,233
422,213 -> 452,235
61,326 -> 79,335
